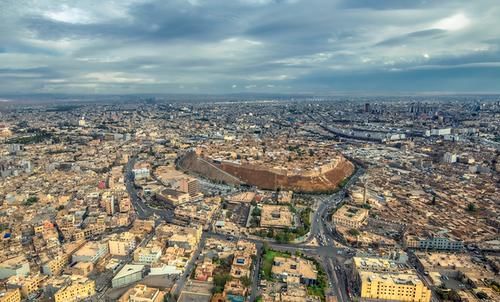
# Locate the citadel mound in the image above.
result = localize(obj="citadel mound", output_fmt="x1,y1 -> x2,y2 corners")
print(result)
178,144 -> 355,193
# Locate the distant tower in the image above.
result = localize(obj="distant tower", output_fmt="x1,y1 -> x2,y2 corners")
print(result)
364,103 -> 370,113
363,181 -> 367,204
361,175 -> 368,204
78,116 -> 86,127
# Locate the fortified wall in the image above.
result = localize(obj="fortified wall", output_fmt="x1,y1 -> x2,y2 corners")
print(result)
178,150 -> 355,193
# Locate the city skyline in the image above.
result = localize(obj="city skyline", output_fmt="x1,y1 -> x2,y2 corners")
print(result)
1,0 -> 500,95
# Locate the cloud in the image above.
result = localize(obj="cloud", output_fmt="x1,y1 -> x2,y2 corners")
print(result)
0,0 -> 499,94
432,13 -> 471,31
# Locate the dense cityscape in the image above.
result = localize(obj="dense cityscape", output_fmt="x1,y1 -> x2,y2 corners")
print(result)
0,96 -> 498,302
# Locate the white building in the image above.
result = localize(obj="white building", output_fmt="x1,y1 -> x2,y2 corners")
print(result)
0,256 -> 30,279
132,168 -> 150,180
443,152 -> 457,163
133,246 -> 162,265
112,264 -> 145,288
72,241 -> 109,264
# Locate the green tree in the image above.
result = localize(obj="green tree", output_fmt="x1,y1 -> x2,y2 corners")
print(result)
348,229 -> 360,236
467,203 -> 477,212
241,276 -> 252,287
24,196 -> 39,206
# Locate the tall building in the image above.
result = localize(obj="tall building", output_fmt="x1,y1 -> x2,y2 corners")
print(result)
78,117 -> 86,127
105,196 -> 115,216
179,178 -> 199,197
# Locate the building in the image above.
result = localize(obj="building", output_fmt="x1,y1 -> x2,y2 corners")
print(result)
0,256 -> 30,279
78,117 -> 86,127
119,197 -> 132,212
443,152 -> 457,163
41,253 -> 70,276
352,255 -> 431,302
405,234 -> 463,251
0,289 -> 21,302
105,196 -> 115,215
109,232 -> 137,256
230,252 -> 252,279
53,276 -> 96,302
72,241 -> 109,264
260,205 -> 294,229
66,262 -> 94,277
133,168 -> 150,180
156,188 -> 190,205
353,257 -> 402,274
359,271 -> 431,302
6,274 -> 47,299
157,224 -> 202,251
332,205 -> 369,229
272,256 -> 318,286
118,284 -> 165,302
179,178 -> 199,197
112,264 -> 145,288
425,128 -> 452,137
133,246 -> 162,265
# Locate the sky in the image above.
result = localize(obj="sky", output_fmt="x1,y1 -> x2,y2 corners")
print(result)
1,0 -> 499,95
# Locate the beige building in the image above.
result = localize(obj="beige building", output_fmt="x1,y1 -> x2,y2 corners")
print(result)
53,276 -> 96,302
109,232 -> 137,256
353,256 -> 431,302
359,271 -> 431,302
118,284 -> 165,302
41,253 -> 70,276
0,289 -> 21,302
6,274 -> 47,299
272,256 -> 317,286
157,224 -> 202,251
332,205 -> 368,229
260,205 -> 294,229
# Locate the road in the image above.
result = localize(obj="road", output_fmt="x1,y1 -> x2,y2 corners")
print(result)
124,157 -> 174,222
170,232 -> 208,300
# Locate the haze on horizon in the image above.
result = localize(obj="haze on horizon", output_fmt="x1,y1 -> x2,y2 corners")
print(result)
1,0 -> 500,95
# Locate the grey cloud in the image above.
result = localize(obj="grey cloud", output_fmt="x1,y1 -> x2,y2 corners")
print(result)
0,0 -> 499,94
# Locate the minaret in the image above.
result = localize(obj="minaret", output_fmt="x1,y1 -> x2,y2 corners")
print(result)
362,176 -> 368,204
